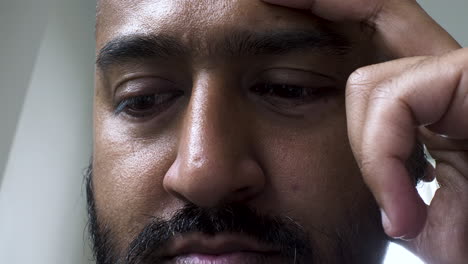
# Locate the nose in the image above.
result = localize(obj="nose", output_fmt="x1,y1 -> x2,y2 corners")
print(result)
163,74 -> 265,208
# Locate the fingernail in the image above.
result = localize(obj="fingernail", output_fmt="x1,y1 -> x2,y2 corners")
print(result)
380,209 -> 392,234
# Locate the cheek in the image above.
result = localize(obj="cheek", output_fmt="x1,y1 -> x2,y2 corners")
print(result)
253,110 -> 369,229
93,119 -> 178,246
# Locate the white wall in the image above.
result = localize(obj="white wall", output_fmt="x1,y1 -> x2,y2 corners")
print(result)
0,0 -> 49,183
0,0 -> 95,263
0,0 -> 465,263
421,0 -> 468,46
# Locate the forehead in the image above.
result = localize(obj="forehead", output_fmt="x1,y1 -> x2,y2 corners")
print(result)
96,0 -> 359,52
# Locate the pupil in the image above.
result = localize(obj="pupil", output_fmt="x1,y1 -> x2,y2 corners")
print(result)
273,84 -> 303,98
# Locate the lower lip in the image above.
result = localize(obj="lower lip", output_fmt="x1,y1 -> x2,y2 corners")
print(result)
171,252 -> 278,264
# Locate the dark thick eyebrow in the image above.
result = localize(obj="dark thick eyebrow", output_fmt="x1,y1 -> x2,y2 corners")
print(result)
96,29 -> 352,71
220,29 -> 351,57
96,34 -> 188,70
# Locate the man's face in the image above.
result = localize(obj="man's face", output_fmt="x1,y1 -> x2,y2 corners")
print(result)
91,0 -> 387,263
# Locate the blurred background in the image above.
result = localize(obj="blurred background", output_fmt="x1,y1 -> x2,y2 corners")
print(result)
0,0 -> 466,263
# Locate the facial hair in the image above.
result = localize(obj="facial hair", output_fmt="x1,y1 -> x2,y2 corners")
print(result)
85,164 -> 317,264
85,162 -> 388,264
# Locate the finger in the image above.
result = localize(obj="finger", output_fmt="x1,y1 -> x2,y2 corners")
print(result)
361,48 -> 468,238
419,128 -> 468,185
261,0 -> 383,21
261,0 -> 461,57
419,127 -> 468,152
346,56 -> 427,160
401,158 -> 468,263
372,0 -> 461,57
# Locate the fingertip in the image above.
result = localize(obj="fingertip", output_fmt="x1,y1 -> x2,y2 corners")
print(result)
364,153 -> 428,239
380,209 -> 392,234
382,198 -> 427,240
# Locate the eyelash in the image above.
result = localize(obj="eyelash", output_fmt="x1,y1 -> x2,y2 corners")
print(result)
114,91 -> 184,117
250,83 -> 338,104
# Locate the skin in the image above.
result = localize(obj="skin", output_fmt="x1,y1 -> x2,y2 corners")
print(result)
92,0 -> 467,263
263,0 -> 468,263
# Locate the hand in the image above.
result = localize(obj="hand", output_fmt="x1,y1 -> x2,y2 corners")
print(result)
262,0 -> 468,263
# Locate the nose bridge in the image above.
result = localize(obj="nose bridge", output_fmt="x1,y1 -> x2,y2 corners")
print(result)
163,73 -> 264,207
184,74 -> 240,165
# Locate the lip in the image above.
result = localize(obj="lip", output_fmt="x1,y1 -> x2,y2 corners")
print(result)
162,233 -> 280,263
170,252 -> 275,264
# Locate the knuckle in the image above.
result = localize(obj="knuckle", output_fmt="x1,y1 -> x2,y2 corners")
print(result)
368,78 -> 397,103
346,66 -> 377,99
347,66 -> 374,89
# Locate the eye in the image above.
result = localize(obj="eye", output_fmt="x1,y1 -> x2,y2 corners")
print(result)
114,91 -> 184,118
251,83 -> 309,98
250,83 -> 337,106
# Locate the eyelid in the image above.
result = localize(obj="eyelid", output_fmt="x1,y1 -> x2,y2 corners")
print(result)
112,74 -> 177,94
244,67 -> 338,94
113,76 -> 179,101
257,68 -> 337,85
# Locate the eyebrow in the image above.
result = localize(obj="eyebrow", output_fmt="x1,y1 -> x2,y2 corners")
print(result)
96,34 -> 187,70
96,29 -> 352,71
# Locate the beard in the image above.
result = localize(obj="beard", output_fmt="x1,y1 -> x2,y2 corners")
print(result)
85,163 -> 388,264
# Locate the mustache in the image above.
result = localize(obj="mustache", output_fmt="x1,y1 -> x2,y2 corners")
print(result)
85,163 -> 314,264
124,204 -> 313,263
